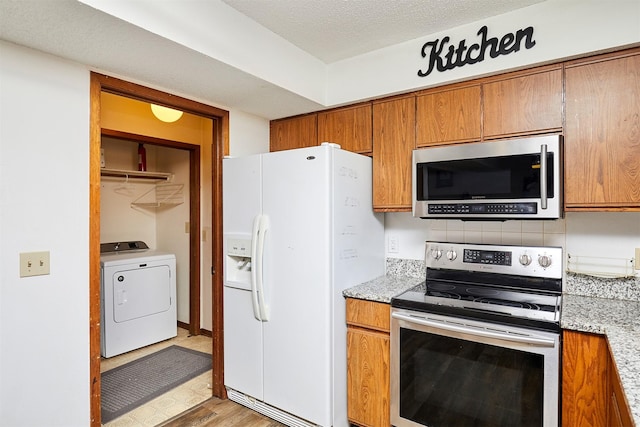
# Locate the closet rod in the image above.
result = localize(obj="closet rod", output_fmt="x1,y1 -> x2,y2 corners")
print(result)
100,168 -> 172,181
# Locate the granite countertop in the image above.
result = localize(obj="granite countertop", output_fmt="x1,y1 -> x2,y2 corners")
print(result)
343,265 -> 640,426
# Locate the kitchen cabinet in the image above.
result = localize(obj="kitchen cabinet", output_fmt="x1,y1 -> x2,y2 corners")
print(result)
317,103 -> 372,154
609,357 -> 635,427
269,114 -> 317,152
564,49 -> 640,210
372,95 -> 415,211
562,330 -> 610,426
562,330 -> 634,427
483,65 -> 563,138
416,84 -> 481,147
346,298 -> 390,427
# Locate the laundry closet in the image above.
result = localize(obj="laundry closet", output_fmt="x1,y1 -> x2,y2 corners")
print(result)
100,137 -> 190,334
99,92 -> 215,348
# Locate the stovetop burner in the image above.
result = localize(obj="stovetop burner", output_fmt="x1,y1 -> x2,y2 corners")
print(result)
392,242 -> 563,332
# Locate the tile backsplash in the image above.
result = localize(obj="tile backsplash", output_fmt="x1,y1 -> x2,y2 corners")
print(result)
384,211 -> 640,279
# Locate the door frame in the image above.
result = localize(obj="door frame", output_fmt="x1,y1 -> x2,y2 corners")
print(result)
89,73 -> 228,426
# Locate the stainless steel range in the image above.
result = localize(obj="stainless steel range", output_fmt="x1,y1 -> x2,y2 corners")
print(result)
391,242 -> 563,427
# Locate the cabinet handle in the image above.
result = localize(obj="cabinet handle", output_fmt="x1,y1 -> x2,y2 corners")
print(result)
540,144 -> 548,210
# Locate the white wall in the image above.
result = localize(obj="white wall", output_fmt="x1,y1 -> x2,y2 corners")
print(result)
329,0 -> 640,105
0,41 -> 90,426
228,108 -> 270,156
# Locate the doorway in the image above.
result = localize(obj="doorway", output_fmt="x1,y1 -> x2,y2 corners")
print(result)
89,73 -> 228,426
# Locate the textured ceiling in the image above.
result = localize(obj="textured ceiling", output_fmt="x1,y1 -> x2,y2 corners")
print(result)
221,0 -> 547,63
0,0 -> 549,119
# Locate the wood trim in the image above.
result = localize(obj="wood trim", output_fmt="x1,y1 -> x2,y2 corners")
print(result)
564,45 -> 640,69
89,73 -> 102,427
210,115 -> 227,399
101,128 -> 198,150
189,147 -> 201,336
199,328 -> 213,338
89,72 -> 230,426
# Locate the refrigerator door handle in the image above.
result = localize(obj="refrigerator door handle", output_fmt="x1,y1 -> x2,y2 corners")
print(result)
250,215 -> 262,321
255,215 -> 270,321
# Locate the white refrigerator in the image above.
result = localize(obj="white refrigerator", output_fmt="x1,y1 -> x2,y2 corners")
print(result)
222,144 -> 384,427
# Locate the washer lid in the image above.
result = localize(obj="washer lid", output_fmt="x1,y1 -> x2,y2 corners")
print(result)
100,241 -> 149,254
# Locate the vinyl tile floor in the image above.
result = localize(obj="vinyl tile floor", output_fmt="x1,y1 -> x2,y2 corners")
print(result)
101,327 -> 213,427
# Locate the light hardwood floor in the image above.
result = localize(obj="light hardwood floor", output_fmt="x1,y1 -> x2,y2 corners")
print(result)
159,397 -> 285,427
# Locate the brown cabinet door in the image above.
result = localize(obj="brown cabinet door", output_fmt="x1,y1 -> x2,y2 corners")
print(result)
347,327 -> 390,427
416,85 -> 481,147
372,96 -> 415,211
269,114 -> 317,152
609,356 -> 635,427
565,51 -> 640,209
483,67 -> 562,138
317,104 -> 372,154
562,331 -> 610,427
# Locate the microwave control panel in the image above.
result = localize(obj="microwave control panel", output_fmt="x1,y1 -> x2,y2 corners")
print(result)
428,202 -> 538,215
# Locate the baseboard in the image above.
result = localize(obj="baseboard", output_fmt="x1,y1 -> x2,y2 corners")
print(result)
177,321 -> 212,337
177,321 -> 190,331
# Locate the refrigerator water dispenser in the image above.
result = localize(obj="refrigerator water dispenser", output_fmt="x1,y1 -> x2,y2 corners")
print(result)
225,234 -> 252,288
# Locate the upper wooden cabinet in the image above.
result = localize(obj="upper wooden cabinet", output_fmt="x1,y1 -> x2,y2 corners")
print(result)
483,66 -> 563,138
564,49 -> 640,210
317,103 -> 372,154
416,84 -> 481,147
269,114 -> 317,152
372,96 -> 415,211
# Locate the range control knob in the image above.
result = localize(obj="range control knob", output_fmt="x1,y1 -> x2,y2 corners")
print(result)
446,250 -> 457,261
538,255 -> 553,268
431,249 -> 443,260
519,254 -> 532,266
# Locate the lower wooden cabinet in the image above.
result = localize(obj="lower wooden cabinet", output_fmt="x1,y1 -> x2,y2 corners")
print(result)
562,330 -> 634,427
346,298 -> 391,427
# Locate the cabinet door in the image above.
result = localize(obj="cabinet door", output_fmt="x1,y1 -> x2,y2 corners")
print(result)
269,114 -> 317,152
347,327 -> 390,427
483,67 -> 562,138
416,85 -> 481,147
565,51 -> 640,209
562,331 -> 610,427
372,96 -> 415,211
609,356 -> 634,427
317,104 -> 372,154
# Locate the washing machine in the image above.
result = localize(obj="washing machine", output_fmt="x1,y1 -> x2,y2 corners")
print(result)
100,241 -> 177,358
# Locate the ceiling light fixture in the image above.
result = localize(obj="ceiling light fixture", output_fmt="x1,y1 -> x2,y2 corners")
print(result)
150,104 -> 184,123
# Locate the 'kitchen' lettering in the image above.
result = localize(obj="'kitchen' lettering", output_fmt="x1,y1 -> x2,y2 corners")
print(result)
418,25 -> 536,77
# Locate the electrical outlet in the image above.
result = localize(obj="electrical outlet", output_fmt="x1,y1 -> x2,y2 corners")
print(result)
635,248 -> 640,270
389,235 -> 399,253
20,251 -> 50,277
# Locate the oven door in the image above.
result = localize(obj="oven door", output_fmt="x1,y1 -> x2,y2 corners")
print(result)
390,308 -> 560,427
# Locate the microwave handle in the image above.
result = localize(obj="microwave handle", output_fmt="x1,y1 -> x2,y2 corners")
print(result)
540,144 -> 548,210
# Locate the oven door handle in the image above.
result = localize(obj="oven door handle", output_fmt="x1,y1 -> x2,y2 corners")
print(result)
392,312 -> 556,347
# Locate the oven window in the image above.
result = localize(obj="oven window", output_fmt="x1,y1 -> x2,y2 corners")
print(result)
416,153 -> 554,201
399,328 -> 544,427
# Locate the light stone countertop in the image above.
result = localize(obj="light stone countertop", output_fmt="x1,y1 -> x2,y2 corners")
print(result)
343,265 -> 640,426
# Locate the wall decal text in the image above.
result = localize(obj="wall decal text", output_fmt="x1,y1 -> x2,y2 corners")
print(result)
418,25 -> 536,77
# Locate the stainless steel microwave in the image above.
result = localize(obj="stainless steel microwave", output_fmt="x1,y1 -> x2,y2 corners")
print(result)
413,135 -> 563,220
